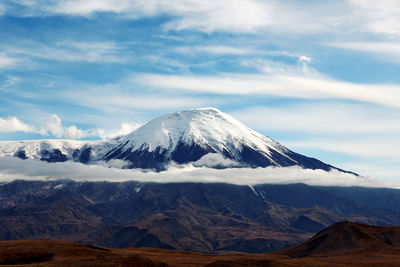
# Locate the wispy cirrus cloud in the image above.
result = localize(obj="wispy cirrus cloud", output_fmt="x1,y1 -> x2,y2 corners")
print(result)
174,45 -> 257,55
326,42 -> 400,53
286,139 -> 400,159
232,103 -> 400,135
0,4 -> 5,16
286,139 -> 400,181
348,0 -> 400,36
173,46 -> 307,60
4,0 -> 272,33
42,0 -> 277,33
0,53 -> 19,69
231,102 -> 400,180
326,42 -> 400,63
3,0 -> 400,38
7,41 -> 123,64
61,84 -> 223,114
134,73 -> 400,108
0,0 -> 350,34
341,162 -> 400,184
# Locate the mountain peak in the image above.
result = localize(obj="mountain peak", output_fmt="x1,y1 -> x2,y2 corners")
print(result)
99,108 -> 339,171
0,108 -> 346,173
113,107 -> 279,158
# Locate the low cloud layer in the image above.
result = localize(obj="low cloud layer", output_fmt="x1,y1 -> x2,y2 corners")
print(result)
0,157 -> 392,188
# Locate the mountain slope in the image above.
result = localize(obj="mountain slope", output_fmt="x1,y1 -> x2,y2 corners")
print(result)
97,107 -> 341,171
2,223 -> 400,267
0,180 -> 399,253
0,239 -> 168,266
0,107 -> 350,172
282,221 -> 400,258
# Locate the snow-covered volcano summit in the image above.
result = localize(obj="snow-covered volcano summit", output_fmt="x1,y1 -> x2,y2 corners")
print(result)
95,107 -> 340,171
105,107 -> 287,160
0,107 -> 346,172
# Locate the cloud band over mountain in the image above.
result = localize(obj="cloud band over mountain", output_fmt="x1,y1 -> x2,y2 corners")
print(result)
0,157 -> 384,188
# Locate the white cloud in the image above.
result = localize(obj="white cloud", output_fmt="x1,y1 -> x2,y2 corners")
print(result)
162,0 -> 270,33
64,125 -> 92,139
0,53 -> 18,69
232,103 -> 400,178
327,42 -> 400,55
5,0 -> 349,34
99,122 -> 143,139
0,114 -> 91,138
191,153 -> 240,168
326,42 -> 400,62
0,112 -> 145,140
41,114 -> 64,137
135,73 -> 400,108
46,0 -> 271,33
241,58 -> 317,76
95,159 -> 131,169
58,41 -> 123,63
0,4 -> 5,16
0,157 -> 390,188
2,75 -> 20,87
49,0 -> 133,15
39,114 -> 100,139
340,162 -> 400,183
298,55 -> 311,63
286,140 -> 400,159
348,0 -> 400,36
232,104 -> 400,135
61,85 -> 222,114
4,0 -> 400,37
0,116 -> 35,133
97,95 -> 213,110
10,41 -> 123,63
175,45 -> 256,55
0,113 -> 143,140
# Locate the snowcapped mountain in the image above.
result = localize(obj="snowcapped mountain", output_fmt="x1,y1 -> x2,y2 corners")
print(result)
0,139 -> 90,162
0,107 -> 345,172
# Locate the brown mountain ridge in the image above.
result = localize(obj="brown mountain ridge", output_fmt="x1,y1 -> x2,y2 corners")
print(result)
2,181 -> 400,254
281,221 -> 400,258
1,221 -> 400,266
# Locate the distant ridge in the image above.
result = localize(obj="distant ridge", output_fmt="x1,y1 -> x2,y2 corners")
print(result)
282,221 -> 400,258
1,181 -> 400,254
2,221 -> 400,266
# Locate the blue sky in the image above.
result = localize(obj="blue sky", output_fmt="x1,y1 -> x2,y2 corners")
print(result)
1,0 -> 400,183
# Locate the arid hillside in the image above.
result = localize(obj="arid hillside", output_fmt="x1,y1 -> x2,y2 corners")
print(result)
1,221 -> 400,266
